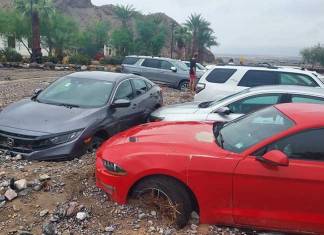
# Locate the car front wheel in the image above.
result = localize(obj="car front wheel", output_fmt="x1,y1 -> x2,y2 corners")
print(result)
178,81 -> 189,91
131,176 -> 194,228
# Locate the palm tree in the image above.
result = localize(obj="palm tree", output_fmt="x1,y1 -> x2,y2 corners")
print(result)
185,13 -> 218,61
14,0 -> 54,63
113,4 -> 137,28
174,26 -> 191,59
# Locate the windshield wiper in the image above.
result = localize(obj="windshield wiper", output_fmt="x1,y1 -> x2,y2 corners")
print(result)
198,101 -> 212,108
57,103 -> 80,108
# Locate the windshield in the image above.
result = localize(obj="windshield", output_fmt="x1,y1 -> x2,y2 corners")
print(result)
197,63 -> 206,70
203,88 -> 250,108
176,61 -> 190,71
37,76 -> 114,108
215,107 -> 294,153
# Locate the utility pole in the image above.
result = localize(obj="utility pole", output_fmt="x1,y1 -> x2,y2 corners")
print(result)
170,22 -> 175,59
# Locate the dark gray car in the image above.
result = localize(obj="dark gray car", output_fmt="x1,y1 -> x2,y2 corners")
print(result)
121,56 -> 199,91
0,72 -> 163,161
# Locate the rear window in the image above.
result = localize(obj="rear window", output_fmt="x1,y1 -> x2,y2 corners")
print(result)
206,68 -> 236,83
238,70 -> 278,87
122,57 -> 140,65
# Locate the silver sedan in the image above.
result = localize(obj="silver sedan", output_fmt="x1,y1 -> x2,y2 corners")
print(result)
150,85 -> 324,122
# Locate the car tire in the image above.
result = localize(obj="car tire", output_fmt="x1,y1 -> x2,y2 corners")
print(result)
88,135 -> 105,153
132,176 -> 193,228
178,80 -> 189,91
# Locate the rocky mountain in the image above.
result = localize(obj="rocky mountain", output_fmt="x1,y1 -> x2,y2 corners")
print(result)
0,0 -> 215,62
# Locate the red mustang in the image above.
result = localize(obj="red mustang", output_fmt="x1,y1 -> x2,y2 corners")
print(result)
96,103 -> 324,234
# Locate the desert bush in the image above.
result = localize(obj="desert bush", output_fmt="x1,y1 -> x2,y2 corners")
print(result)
1,48 -> 23,62
100,56 -> 124,65
69,53 -> 91,65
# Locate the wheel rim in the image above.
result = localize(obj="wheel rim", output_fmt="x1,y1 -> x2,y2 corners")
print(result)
135,188 -> 180,224
180,82 -> 189,91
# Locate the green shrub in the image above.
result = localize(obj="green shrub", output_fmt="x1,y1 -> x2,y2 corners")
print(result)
1,48 -> 22,62
69,53 -> 91,65
100,56 -> 124,65
43,56 -> 59,64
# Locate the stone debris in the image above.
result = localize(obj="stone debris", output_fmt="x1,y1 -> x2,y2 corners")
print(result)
14,179 -> 28,191
76,212 -> 88,221
4,188 -> 18,201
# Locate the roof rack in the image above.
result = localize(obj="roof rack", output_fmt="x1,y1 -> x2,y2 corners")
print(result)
223,63 -> 279,69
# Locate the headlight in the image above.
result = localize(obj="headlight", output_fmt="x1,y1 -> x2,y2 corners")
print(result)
103,160 -> 127,175
38,130 -> 83,147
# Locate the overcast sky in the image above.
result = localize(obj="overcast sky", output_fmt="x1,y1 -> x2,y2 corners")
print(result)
92,0 -> 324,57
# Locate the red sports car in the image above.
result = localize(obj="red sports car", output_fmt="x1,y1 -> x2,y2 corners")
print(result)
96,103 -> 324,234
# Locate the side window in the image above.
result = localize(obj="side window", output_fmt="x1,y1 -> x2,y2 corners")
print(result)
206,68 -> 236,83
238,70 -> 278,87
279,73 -> 318,87
122,57 -> 140,65
262,129 -> 324,161
114,80 -> 134,101
132,79 -> 147,97
228,94 -> 281,114
141,59 -> 161,69
291,95 -> 324,104
145,81 -> 153,90
160,61 -> 173,70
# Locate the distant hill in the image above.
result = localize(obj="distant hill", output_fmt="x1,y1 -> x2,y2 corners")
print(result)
0,0 -> 215,62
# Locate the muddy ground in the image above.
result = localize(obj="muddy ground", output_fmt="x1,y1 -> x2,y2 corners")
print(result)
0,69 -> 277,235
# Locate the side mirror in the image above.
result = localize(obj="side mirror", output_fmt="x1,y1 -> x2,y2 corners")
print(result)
32,88 -> 43,99
170,67 -> 177,73
111,99 -> 131,109
216,107 -> 231,115
257,150 -> 289,167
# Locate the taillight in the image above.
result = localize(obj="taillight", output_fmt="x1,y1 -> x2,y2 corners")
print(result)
196,83 -> 206,93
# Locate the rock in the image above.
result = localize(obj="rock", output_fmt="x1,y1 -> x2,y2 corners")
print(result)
5,188 -> 18,201
148,226 -> 156,232
13,154 -> 23,161
105,226 -> 115,232
81,65 -> 88,71
190,224 -> 198,231
0,195 -> 6,201
163,228 -> 175,235
66,202 -> 78,217
14,179 -> 28,191
44,62 -> 55,69
0,63 -> 3,68
191,211 -> 199,220
138,213 -> 146,219
0,171 -> 5,177
39,174 -> 50,181
18,188 -> 32,196
40,209 -> 49,217
0,201 -> 5,208
33,184 -> 42,191
151,210 -> 157,216
76,212 -> 87,221
17,231 -> 33,235
42,222 -> 56,235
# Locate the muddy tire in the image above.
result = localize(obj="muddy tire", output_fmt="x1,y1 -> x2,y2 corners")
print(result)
88,135 -> 105,153
132,176 -> 193,228
178,80 -> 189,91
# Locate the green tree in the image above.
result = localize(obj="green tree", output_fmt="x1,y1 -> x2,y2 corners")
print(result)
301,44 -> 324,67
113,4 -> 137,28
174,26 -> 191,59
111,28 -> 133,56
185,13 -> 218,61
135,18 -> 166,56
0,9 -> 31,55
14,0 -> 54,62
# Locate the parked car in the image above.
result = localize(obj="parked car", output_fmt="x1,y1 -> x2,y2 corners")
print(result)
150,85 -> 324,122
0,72 -> 162,161
183,60 -> 207,77
195,65 -> 324,102
121,55 -> 200,91
96,103 -> 324,233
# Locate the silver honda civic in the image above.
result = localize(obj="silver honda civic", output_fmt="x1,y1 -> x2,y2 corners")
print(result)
150,85 -> 324,122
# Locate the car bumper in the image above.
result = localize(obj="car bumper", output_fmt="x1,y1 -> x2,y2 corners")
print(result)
95,157 -> 129,204
0,138 -> 88,161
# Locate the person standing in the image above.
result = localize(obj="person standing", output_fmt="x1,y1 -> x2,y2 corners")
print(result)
189,53 -> 198,92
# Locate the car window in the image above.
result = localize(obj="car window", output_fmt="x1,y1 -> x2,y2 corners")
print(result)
122,57 -> 140,65
132,79 -> 147,96
260,129 -> 324,161
217,107 -> 294,153
238,70 -> 279,87
161,60 -> 173,70
279,73 -> 318,87
145,81 -> 153,90
142,59 -> 161,69
291,95 -> 324,104
206,68 -> 236,83
228,94 -> 281,114
114,80 -> 134,101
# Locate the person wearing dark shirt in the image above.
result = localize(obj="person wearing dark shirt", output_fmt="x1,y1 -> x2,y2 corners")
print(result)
189,54 -> 198,92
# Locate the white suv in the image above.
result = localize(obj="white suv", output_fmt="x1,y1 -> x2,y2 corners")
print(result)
195,65 -> 324,102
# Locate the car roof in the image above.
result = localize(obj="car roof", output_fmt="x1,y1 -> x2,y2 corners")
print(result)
275,103 -> 324,126
126,55 -> 180,62
66,71 -> 133,82
248,85 -> 324,97
213,65 -> 316,75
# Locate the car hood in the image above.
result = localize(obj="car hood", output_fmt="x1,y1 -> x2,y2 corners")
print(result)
152,102 -> 201,116
103,121 -> 229,158
0,99 -> 101,135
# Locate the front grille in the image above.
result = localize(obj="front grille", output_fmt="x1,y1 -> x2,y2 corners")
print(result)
0,130 -> 40,153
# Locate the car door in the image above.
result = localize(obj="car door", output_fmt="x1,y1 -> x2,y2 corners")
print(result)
207,94 -> 283,122
130,78 -> 150,123
290,94 -> 324,104
109,79 -> 137,132
159,60 -> 183,86
140,59 -> 162,82
233,129 -> 324,233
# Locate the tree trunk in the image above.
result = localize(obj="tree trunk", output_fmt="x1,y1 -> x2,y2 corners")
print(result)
31,11 -> 42,63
